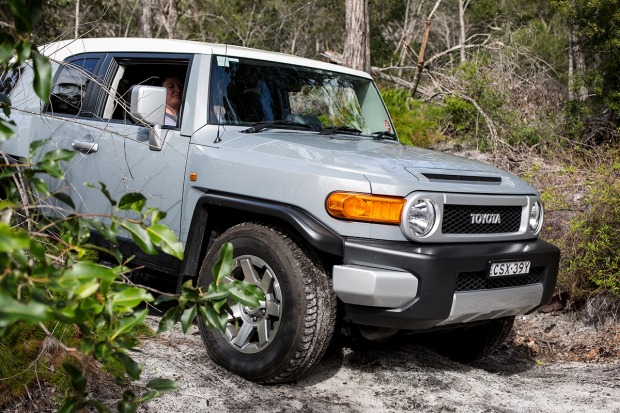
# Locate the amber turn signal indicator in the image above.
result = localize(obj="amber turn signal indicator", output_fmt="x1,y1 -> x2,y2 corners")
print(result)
325,192 -> 405,225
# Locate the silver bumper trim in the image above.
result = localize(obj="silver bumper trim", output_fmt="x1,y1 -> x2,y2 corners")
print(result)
437,284 -> 544,326
332,265 -> 418,308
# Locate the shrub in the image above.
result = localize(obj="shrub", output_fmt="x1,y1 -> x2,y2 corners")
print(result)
380,88 -> 446,147
560,166 -> 620,299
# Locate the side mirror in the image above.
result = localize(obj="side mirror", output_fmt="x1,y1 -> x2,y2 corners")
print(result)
130,85 -> 166,151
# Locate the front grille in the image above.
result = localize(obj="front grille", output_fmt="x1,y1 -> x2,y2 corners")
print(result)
456,267 -> 545,291
442,205 -> 521,234
422,173 -> 502,184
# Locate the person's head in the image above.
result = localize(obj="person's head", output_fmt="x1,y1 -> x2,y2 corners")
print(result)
161,76 -> 183,114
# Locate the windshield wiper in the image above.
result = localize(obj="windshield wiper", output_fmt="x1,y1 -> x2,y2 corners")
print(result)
319,126 -> 363,135
241,120 -> 313,133
371,131 -> 398,141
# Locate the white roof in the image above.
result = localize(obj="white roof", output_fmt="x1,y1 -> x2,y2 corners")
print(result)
40,37 -> 371,79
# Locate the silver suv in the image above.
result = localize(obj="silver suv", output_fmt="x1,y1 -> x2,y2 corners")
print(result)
2,38 -> 560,383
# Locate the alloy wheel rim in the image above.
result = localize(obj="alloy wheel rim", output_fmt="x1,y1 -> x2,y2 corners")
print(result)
223,255 -> 282,354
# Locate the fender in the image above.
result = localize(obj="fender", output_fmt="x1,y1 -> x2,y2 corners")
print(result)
179,191 -> 344,280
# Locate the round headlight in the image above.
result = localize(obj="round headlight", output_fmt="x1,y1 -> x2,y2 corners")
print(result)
529,201 -> 544,235
407,198 -> 437,237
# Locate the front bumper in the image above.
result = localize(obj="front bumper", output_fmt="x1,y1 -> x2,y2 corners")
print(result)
333,238 -> 560,331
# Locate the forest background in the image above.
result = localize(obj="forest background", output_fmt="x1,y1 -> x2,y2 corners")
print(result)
1,0 -> 620,411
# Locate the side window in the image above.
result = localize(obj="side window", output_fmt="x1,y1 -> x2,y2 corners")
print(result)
102,58 -> 189,128
0,66 -> 24,96
48,57 -> 99,116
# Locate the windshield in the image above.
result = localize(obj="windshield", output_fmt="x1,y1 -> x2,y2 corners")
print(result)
209,55 -> 395,137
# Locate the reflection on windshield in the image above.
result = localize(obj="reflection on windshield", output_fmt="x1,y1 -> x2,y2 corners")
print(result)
209,55 -> 394,137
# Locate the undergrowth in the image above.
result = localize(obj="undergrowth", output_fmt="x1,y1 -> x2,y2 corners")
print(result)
560,159 -> 620,300
380,88 -> 446,148
0,319 -> 154,410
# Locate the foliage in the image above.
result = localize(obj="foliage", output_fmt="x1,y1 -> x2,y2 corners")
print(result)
380,88 -> 446,148
0,2 -> 263,412
556,0 -> 620,113
560,163 -> 620,299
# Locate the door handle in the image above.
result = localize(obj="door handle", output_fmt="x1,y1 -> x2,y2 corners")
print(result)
72,140 -> 98,154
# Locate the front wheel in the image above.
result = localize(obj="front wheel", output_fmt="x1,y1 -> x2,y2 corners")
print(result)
197,222 -> 336,383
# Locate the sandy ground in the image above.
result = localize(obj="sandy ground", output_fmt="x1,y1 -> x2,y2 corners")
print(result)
127,312 -> 620,413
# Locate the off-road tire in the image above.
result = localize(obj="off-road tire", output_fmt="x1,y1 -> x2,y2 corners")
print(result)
197,222 -> 337,383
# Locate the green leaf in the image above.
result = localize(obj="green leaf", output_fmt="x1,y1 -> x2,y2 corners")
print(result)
117,400 -> 138,413
137,391 -> 160,403
75,281 -> 100,299
212,298 -> 228,314
15,41 -> 31,64
28,139 -> 49,158
146,378 -> 179,392
0,119 -> 15,141
113,351 -> 143,381
198,302 -> 227,332
121,221 -> 157,255
157,306 -> 182,333
153,294 -> 177,305
0,93 -> 11,118
31,49 -> 51,101
0,41 -> 13,63
228,282 -> 263,308
110,309 -> 148,340
31,176 -> 49,195
57,398 -> 78,413
212,242 -> 234,285
200,289 -> 229,302
118,192 -> 146,213
86,181 -> 117,207
81,297 -> 104,314
111,287 -> 154,312
85,219 -> 118,244
60,262 -> 117,289
180,305 -> 197,334
52,192 -> 75,209
63,363 -> 87,395
0,293 -> 49,327
37,159 -> 63,179
147,223 -> 184,260
149,208 -> 166,225
0,223 -> 30,253
39,148 -> 75,163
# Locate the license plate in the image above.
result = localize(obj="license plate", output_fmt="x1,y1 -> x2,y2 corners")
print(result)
488,260 -> 531,277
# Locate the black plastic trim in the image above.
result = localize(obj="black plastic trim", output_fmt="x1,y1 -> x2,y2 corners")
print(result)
179,192 -> 344,279
341,238 -> 560,331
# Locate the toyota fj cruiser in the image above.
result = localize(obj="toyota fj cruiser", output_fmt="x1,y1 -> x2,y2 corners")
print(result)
1,38 -> 560,383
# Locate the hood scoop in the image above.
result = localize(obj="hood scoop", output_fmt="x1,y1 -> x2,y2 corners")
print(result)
421,173 -> 502,185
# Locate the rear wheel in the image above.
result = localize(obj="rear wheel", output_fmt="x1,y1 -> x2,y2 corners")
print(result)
197,222 -> 336,383
427,317 -> 515,362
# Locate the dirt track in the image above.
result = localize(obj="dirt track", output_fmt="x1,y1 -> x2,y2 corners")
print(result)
129,314 -> 620,413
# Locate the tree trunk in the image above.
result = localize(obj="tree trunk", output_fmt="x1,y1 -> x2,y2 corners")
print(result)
343,0 -> 370,72
140,0 -> 152,38
458,0 -> 466,63
74,0 -> 79,39
569,0 -> 588,101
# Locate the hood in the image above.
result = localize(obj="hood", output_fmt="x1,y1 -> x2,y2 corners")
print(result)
210,129 -> 536,195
